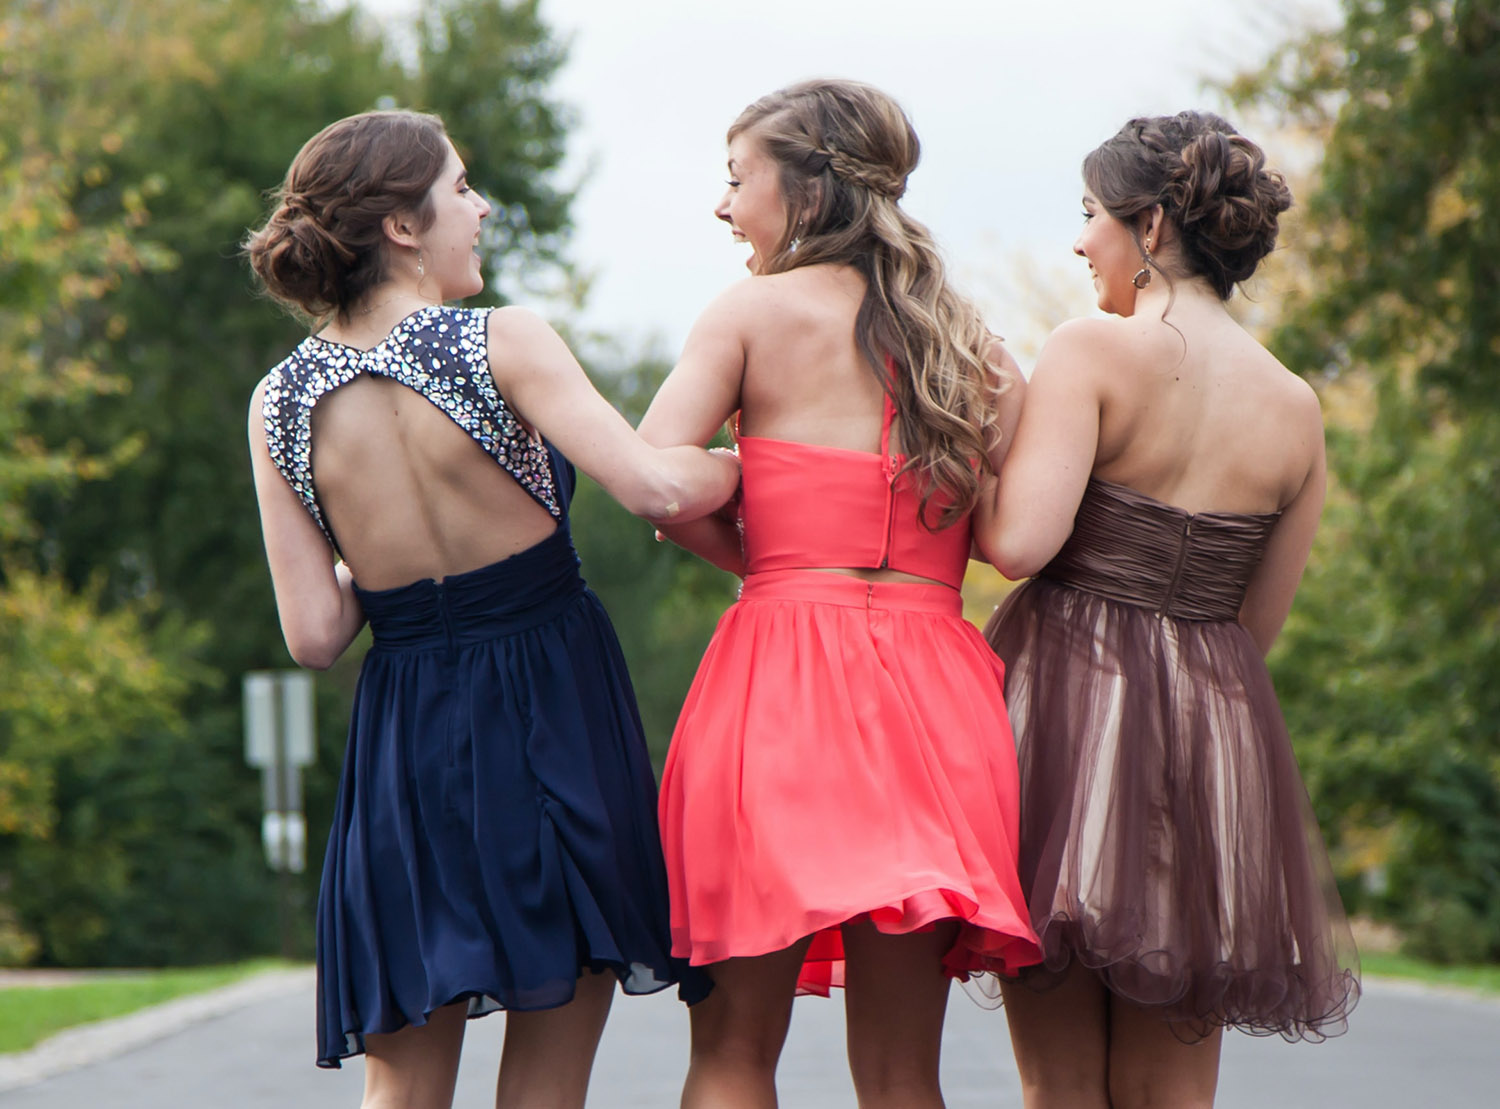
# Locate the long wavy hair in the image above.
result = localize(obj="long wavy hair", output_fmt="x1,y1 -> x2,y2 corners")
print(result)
730,80 -> 1005,528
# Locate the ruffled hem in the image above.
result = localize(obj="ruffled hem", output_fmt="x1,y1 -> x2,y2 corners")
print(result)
1009,915 -> 1361,1042
317,960 -> 686,1068
674,885 -> 1039,996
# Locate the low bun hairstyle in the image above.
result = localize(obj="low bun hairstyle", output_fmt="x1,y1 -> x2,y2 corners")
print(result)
1083,111 -> 1292,300
244,110 -> 451,321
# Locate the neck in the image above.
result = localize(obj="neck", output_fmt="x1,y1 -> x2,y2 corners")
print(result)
346,285 -> 441,326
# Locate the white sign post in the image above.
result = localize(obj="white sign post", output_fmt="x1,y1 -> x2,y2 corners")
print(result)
244,670 -> 316,956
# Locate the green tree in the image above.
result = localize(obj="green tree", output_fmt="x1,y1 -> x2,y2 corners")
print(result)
2,0 -> 582,963
1230,0 -> 1500,961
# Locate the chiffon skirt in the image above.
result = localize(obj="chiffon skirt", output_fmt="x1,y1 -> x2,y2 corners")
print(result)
985,577 -> 1360,1040
315,528 -> 704,1068
660,569 -> 1041,995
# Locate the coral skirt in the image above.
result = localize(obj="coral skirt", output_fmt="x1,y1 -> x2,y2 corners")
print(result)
659,569 -> 1040,994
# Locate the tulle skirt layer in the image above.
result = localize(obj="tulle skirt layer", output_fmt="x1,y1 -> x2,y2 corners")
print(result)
984,577 -> 1360,1041
661,569 -> 1041,995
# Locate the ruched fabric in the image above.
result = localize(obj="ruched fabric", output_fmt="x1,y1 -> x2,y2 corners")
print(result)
984,478 -> 1359,1041
662,559 -> 1041,987
315,524 -> 706,1067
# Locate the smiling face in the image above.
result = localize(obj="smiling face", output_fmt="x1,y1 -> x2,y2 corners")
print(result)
1074,191 -> 1145,317
714,130 -> 791,274
415,139 -> 491,300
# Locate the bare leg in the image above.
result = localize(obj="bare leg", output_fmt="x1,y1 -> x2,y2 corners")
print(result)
999,962 -> 1110,1109
842,919 -> 959,1109
1107,998 -> 1222,1109
495,970 -> 616,1109
680,937 -> 813,1109
361,1000 -> 468,1109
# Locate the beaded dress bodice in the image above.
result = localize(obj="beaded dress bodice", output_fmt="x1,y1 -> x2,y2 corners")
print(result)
261,305 -> 560,555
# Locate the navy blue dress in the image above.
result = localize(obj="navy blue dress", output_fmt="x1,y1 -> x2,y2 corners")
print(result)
260,306 -> 705,1068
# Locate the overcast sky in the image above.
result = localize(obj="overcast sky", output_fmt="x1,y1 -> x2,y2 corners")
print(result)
358,0 -> 1338,360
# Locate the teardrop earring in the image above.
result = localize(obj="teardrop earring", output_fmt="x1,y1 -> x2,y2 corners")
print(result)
416,249 -> 425,280
1132,237 -> 1153,289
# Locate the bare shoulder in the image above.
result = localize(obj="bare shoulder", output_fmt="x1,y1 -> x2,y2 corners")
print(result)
1257,350 -> 1324,429
486,303 -> 557,349
1031,316 -> 1133,384
246,374 -> 272,439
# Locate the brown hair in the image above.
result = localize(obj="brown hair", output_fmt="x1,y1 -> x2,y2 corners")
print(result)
243,109 -> 450,321
1083,111 -> 1293,300
729,79 -> 1005,528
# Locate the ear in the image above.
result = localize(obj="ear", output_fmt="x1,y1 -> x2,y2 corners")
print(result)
1141,204 -> 1167,252
382,212 -> 421,251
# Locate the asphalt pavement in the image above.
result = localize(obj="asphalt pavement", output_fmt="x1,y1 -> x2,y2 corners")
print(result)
2,970 -> 1497,1106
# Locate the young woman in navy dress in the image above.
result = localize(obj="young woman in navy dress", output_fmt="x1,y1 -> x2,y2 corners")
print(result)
244,109 -> 737,1109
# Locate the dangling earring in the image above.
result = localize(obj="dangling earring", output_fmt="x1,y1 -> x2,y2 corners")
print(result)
789,218 -> 804,254
1132,236 -> 1153,289
416,248 -> 426,280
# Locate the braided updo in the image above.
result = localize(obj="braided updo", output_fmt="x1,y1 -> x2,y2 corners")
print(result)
1083,111 -> 1292,299
243,110 -> 450,321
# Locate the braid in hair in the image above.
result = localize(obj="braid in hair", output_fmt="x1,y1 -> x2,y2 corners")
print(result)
728,79 -> 1008,528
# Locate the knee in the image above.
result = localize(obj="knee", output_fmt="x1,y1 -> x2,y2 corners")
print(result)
690,1011 -> 788,1074
1016,1072 -> 1109,1109
848,1061 -> 942,1108
1108,1071 -> 1215,1109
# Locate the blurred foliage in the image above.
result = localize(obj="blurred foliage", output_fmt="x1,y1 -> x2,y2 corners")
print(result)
1229,0 -> 1500,962
0,0 -> 579,965
566,344 -> 740,756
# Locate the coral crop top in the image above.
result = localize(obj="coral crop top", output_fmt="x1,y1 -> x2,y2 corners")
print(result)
736,393 -> 971,590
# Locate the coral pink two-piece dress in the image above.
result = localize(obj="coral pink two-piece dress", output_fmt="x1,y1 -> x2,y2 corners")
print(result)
659,395 -> 1041,993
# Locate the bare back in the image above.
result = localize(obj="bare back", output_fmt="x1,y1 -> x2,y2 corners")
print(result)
309,375 -> 557,591
1090,300 -> 1319,517
735,264 -> 890,451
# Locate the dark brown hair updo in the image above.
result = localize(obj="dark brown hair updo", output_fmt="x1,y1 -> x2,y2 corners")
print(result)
1083,111 -> 1293,300
729,79 -> 1005,528
244,109 -> 451,321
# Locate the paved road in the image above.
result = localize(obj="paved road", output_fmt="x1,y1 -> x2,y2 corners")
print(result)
2,972 -> 1497,1106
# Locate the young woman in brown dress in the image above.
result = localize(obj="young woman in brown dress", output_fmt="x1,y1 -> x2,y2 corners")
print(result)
975,111 -> 1360,1108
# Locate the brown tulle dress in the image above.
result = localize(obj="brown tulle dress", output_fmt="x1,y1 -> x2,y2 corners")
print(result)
983,477 -> 1360,1041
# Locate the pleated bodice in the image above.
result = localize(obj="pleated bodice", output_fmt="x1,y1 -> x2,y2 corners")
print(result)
1039,478 -> 1281,621
354,525 -> 584,651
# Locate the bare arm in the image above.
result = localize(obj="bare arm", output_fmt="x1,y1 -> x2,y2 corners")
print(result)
1238,398 -> 1327,654
636,285 -> 751,572
247,380 -> 366,670
973,321 -> 1106,579
487,307 -> 739,523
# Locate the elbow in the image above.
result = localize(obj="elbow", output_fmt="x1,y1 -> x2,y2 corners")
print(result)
975,531 -> 1050,582
283,624 -> 344,671
623,470 -> 691,523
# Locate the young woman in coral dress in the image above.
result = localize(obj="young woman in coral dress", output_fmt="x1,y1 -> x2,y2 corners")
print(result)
638,80 -> 1040,1108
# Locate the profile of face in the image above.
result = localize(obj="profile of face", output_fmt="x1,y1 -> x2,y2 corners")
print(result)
408,138 -> 492,301
715,130 -> 790,274
1074,190 -> 1146,317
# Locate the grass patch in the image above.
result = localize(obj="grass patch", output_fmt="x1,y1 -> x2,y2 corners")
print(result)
1363,952 -> 1500,996
0,960 -> 286,1055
